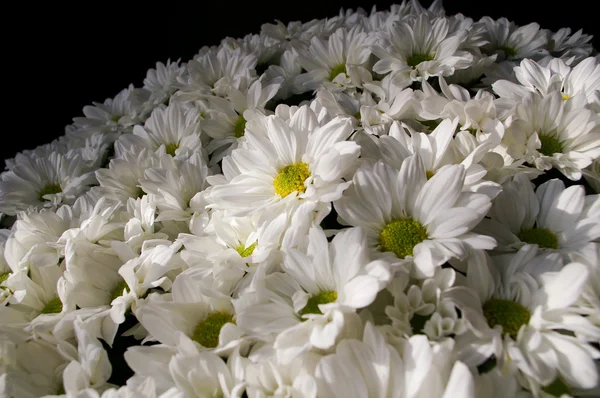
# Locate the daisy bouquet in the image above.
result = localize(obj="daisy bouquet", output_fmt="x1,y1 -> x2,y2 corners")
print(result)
1,1 -> 599,397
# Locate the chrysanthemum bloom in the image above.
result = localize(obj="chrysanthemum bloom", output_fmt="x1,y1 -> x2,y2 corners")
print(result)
475,174 -> 600,263
451,246 -> 600,394
334,153 -> 495,278
207,104 -> 360,216
501,91 -> 600,180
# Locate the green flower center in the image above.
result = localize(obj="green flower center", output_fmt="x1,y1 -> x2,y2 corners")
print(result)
234,114 -> 247,138
0,272 -> 9,290
379,218 -> 428,259
165,143 -> 179,156
542,377 -> 571,397
273,162 -> 311,198
135,187 -> 146,199
110,280 -> 129,302
482,298 -> 530,340
329,64 -> 347,81
192,311 -> 235,348
538,135 -> 563,156
497,46 -> 518,58
299,291 -> 338,317
38,184 -> 62,202
425,170 -> 435,180
235,242 -> 257,258
517,227 -> 559,249
407,53 -> 434,68
40,297 -> 63,314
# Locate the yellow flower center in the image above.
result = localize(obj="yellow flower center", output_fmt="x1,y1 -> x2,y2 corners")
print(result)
192,311 -> 235,348
561,93 -> 571,101
299,291 -> 338,317
482,298 -> 530,340
235,242 -> 257,258
273,162 -> 311,198
234,114 -> 247,138
329,64 -> 347,81
40,297 -> 63,314
38,184 -> 62,202
517,227 -> 559,249
379,218 -> 428,259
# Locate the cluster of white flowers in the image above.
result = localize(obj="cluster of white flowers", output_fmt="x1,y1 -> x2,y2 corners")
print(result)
1,1 -> 599,397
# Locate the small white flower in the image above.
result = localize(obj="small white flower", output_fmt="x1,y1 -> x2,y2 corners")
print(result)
0,151 -> 97,216
475,174 -> 600,263
372,14 -> 474,82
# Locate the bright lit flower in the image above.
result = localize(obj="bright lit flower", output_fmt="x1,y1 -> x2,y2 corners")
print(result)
334,153 -> 495,278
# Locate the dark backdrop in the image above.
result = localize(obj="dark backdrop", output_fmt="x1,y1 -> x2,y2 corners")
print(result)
3,0 -> 598,163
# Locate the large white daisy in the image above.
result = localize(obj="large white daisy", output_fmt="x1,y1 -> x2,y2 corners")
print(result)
334,153 -> 495,278
234,226 -> 390,364
451,246 -> 600,394
206,104 -> 360,216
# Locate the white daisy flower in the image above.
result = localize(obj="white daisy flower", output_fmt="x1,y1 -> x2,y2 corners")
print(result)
201,76 -> 283,159
478,17 -> 548,61
134,271 -> 243,356
175,46 -> 257,101
263,49 -> 305,101
362,118 -> 503,199
451,246 -> 600,393
316,322 -> 476,398
1,337 -> 70,397
334,153 -> 495,278
0,151 -> 97,216
72,84 -> 149,135
92,148 -> 161,203
546,27 -> 594,62
138,152 -> 212,223
502,91 -> 600,180
109,239 -> 183,325
419,79 -> 505,146
293,25 -> 372,91
142,59 -> 186,108
243,344 -> 319,398
124,340 -> 243,398
372,14 -> 474,82
221,33 -> 282,74
207,105 -> 360,216
492,56 -> 600,110
475,174 -> 600,263
0,262 -> 70,337
113,101 -> 203,160
60,317 -> 113,396
3,206 -> 76,273
375,267 -> 467,341
234,226 -> 390,363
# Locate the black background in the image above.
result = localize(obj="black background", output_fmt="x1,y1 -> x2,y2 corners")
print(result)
3,0 -> 598,163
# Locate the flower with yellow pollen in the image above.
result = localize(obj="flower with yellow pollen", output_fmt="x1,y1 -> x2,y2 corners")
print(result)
335,154 -> 494,278
207,105 -> 360,216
